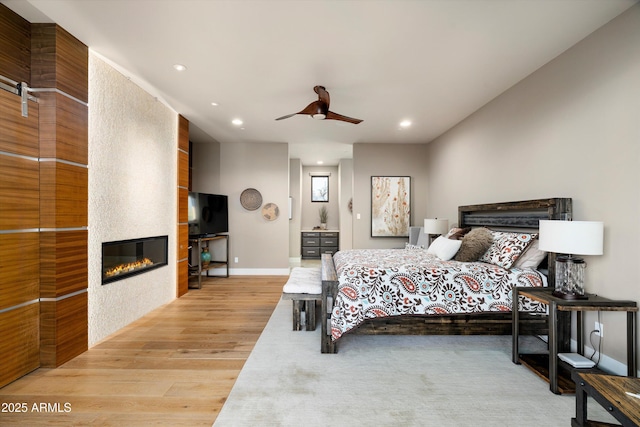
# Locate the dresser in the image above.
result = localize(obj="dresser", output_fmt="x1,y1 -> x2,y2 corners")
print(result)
301,230 -> 339,259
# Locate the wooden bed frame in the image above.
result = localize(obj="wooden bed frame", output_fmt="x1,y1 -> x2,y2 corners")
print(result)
320,197 -> 572,353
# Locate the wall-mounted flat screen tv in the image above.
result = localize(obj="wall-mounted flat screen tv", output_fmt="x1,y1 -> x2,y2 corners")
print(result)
188,192 -> 228,237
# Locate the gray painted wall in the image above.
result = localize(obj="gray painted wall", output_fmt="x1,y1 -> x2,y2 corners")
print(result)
425,5 -> 640,370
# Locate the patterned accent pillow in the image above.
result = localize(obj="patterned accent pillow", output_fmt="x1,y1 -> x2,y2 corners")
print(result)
479,231 -> 538,269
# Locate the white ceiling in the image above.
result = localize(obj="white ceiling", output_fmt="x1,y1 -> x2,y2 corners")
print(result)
3,0 -> 636,165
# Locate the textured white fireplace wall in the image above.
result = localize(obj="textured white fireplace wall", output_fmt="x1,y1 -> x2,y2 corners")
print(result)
88,53 -> 177,346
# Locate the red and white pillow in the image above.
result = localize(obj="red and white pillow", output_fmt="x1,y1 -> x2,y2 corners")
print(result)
479,231 -> 537,269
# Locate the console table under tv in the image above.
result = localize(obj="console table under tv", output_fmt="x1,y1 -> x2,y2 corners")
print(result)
188,234 -> 229,289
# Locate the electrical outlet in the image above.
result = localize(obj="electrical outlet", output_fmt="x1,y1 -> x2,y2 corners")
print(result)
595,321 -> 603,337
234,257 -> 239,263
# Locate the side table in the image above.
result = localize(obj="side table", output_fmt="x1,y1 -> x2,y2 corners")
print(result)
572,371 -> 640,427
512,287 -> 637,394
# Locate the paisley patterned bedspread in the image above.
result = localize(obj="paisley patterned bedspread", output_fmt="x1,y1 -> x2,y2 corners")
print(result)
330,249 -> 547,341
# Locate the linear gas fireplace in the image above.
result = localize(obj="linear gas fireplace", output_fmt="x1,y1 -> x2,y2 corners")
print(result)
102,235 -> 168,285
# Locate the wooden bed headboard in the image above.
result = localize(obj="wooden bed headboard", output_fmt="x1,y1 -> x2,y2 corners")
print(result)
458,197 -> 572,288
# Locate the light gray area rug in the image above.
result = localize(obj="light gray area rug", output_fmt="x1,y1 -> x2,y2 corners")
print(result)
214,299 -> 614,427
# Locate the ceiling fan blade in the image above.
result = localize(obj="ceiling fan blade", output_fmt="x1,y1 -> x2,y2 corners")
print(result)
325,111 -> 363,124
298,100 -> 326,116
314,85 -> 330,107
275,112 -> 299,121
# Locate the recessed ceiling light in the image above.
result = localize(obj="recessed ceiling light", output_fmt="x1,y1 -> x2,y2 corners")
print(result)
399,120 -> 412,128
211,102 -> 219,107
173,64 -> 187,71
317,161 -> 324,165
232,118 -> 243,126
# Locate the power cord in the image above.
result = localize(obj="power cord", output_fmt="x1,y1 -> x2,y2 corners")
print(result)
588,311 -> 602,366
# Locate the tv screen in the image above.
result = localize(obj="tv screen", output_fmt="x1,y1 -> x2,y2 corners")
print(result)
188,192 -> 228,237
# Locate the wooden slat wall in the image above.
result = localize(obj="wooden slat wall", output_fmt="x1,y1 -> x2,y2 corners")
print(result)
0,305 -> 39,388
30,23 -> 89,368
0,10 -> 41,386
177,115 -> 189,297
0,4 -> 30,85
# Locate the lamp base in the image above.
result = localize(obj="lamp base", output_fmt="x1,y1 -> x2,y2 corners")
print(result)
552,290 -> 588,300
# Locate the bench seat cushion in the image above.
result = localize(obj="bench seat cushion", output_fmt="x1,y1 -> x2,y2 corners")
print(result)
282,267 -> 321,294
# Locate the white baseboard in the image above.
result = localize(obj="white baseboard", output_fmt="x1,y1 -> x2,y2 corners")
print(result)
206,267 -> 290,276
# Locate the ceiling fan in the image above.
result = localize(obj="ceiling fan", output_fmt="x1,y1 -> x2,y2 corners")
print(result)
275,85 -> 363,124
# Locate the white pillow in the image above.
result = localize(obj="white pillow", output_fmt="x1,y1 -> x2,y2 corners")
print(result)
512,240 -> 547,269
426,236 -> 462,261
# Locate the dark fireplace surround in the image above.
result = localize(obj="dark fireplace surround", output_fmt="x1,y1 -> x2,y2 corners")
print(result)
102,235 -> 168,285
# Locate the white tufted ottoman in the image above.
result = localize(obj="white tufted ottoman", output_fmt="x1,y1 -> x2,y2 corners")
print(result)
282,267 -> 322,331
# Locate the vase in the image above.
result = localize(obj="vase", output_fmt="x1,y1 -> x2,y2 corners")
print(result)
320,223 -> 327,230
201,247 -> 211,268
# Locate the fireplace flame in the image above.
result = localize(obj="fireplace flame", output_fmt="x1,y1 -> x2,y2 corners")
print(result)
105,257 -> 154,277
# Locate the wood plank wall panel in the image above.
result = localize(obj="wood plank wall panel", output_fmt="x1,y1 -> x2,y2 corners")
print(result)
0,233 -> 39,310
31,21 -> 89,368
30,24 -> 88,103
178,187 -> 188,224
177,257 -> 188,297
40,230 -> 88,298
0,4 -> 31,85
178,223 -> 188,261
40,293 -> 88,367
0,90 -> 39,157
178,115 -> 189,152
39,161 -> 88,229
38,92 -> 88,164
177,115 -> 189,297
0,6 -> 40,389
178,150 -> 189,189
0,304 -> 39,387
0,154 -> 39,230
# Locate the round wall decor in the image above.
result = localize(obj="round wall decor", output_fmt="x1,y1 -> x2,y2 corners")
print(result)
240,188 -> 262,211
262,203 -> 279,221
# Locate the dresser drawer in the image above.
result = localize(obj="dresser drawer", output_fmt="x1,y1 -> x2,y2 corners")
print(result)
320,237 -> 338,246
303,237 -> 319,246
302,247 -> 320,257
302,232 -> 319,238
321,232 -> 338,238
320,247 -> 338,255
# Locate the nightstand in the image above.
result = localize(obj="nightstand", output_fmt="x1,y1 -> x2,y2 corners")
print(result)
512,287 -> 637,394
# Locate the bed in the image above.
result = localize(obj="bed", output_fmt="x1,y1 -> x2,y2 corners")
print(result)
320,198 -> 572,353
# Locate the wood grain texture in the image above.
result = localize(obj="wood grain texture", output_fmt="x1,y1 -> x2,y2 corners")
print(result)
31,24 -> 88,103
40,230 -> 88,298
178,187 -> 188,224
177,259 -> 188,297
0,89 -> 39,157
0,276 -> 284,425
38,91 -> 88,164
39,161 -> 88,228
178,115 -> 189,152
40,292 -> 88,368
177,223 -> 188,261
0,154 -> 39,231
0,303 -> 39,388
0,233 -> 39,311
178,150 -> 189,189
0,4 -> 31,85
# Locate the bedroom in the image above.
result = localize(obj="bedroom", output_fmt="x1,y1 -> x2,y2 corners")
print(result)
0,0 -> 638,422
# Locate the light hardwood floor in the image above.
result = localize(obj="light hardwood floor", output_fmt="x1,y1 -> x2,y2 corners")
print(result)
0,275 -> 286,426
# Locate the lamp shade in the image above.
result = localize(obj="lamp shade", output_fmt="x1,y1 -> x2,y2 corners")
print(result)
538,220 -> 603,255
423,218 -> 449,235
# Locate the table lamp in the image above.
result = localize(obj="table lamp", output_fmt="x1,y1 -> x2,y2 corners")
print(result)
423,218 -> 449,245
538,220 -> 603,300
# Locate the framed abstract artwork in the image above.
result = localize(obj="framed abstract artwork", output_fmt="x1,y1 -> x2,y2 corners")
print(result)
371,176 -> 411,237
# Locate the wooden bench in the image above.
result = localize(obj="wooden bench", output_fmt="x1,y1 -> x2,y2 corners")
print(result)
282,267 -> 321,331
